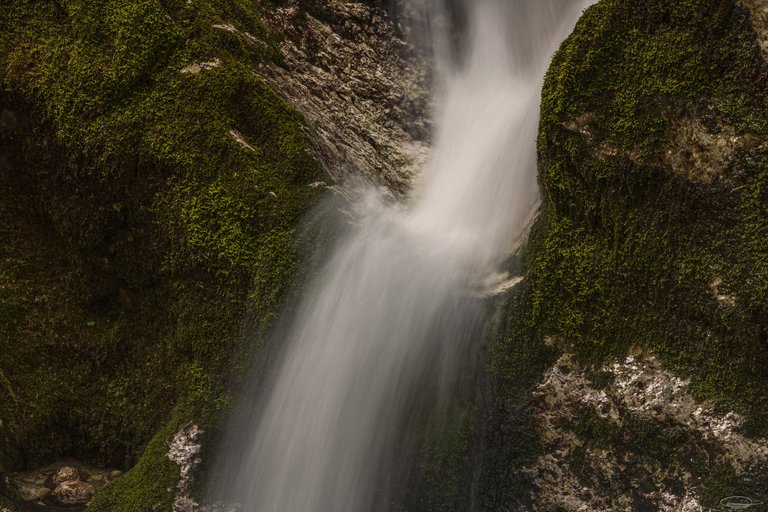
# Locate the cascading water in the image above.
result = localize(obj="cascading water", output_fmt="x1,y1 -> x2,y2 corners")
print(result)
211,1 -> 592,510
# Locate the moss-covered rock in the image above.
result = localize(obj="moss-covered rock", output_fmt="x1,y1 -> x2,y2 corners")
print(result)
0,0 -> 325,508
534,0 -> 768,437
470,0 -> 768,509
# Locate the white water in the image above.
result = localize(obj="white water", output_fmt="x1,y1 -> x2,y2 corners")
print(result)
213,1 -> 591,510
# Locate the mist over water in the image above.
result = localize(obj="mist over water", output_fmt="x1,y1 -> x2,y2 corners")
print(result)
211,1 -> 592,510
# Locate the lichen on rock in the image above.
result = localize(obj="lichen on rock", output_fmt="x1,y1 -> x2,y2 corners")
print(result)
167,424 -> 203,512
51,466 -> 79,486
528,354 -> 768,511
50,480 -> 95,506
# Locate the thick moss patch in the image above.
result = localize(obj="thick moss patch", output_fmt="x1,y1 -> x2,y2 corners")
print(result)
0,0 -> 324,507
535,0 -> 768,435
464,0 -> 768,509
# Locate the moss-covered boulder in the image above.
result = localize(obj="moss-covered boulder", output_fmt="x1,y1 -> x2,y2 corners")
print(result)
0,0 -> 326,508
469,0 -> 768,510
535,0 -> 768,438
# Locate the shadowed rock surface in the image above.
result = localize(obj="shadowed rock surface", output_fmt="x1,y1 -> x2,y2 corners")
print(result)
258,0 -> 432,194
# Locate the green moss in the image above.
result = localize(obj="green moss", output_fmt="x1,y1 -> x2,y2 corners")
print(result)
87,412 -> 184,512
622,416 -> 690,465
585,369 -> 615,389
574,407 -> 620,450
534,0 -> 768,436
566,447 -> 590,486
0,0 -> 324,507
411,407 -> 476,512
469,0 -> 768,507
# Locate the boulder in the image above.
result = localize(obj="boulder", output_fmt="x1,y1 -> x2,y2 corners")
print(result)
52,466 -> 80,485
50,481 -> 94,506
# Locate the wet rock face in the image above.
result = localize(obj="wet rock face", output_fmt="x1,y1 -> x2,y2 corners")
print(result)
258,0 -> 431,194
528,354 -> 768,511
168,424 -> 203,512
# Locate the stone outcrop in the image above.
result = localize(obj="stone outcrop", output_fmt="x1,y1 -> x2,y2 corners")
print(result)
168,424 -> 204,512
257,0 -> 431,194
9,461 -> 118,508
466,1 -> 768,510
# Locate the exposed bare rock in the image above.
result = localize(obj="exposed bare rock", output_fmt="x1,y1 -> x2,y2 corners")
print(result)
168,424 -> 204,512
664,116 -> 762,184
562,112 -> 597,141
166,424 -> 238,512
255,1 -> 432,195
14,482 -> 49,502
181,59 -> 222,74
710,277 -> 737,307
562,108 -> 765,182
52,466 -> 79,485
50,480 -> 95,506
229,129 -> 256,152
527,354 -> 768,511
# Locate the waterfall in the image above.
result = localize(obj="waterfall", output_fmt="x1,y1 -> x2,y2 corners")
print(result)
210,1 -> 591,510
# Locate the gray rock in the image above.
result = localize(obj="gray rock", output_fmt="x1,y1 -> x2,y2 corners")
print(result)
256,1 -> 431,195
743,0 -> 768,59
168,424 -> 203,512
50,480 -> 94,506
